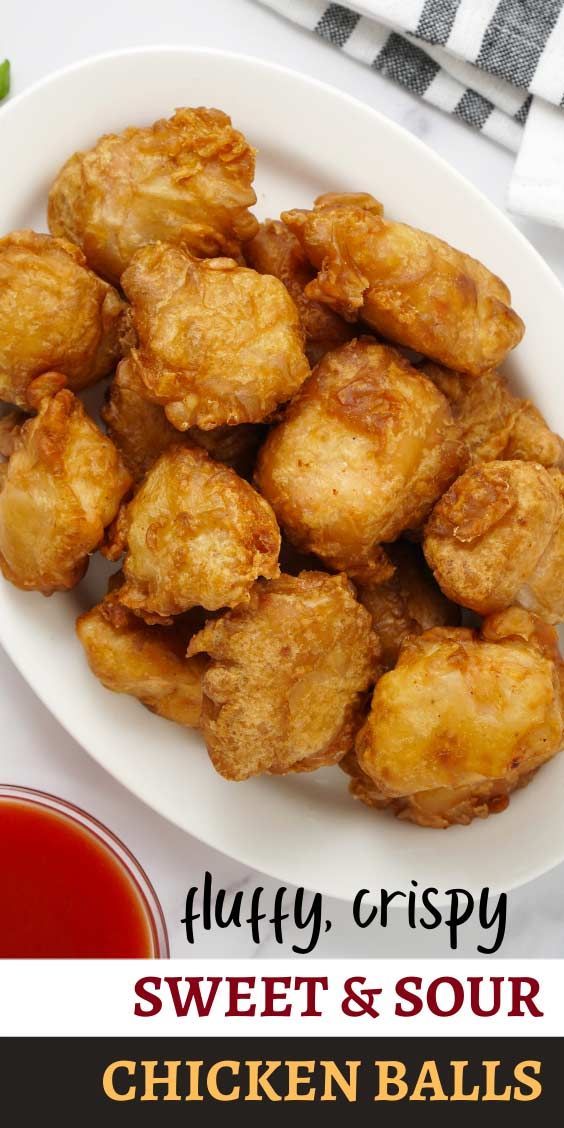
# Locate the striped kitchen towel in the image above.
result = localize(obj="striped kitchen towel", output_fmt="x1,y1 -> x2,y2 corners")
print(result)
257,1 -> 564,228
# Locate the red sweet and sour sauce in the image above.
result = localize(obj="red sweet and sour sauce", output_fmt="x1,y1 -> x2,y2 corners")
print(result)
0,795 -> 158,957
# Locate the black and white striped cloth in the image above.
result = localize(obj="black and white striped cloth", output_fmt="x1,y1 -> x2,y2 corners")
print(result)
257,1 -> 564,228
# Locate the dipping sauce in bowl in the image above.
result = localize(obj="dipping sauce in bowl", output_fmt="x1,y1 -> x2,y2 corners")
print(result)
0,785 -> 168,957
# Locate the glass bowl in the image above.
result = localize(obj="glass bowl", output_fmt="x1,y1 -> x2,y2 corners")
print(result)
0,784 -> 169,957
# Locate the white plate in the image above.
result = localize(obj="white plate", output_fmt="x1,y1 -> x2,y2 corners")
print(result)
1,47 -> 563,904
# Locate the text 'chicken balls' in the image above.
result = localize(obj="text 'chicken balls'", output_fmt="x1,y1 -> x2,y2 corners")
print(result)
0,376 -> 131,594
103,355 -> 263,481
424,362 -> 564,469
105,444 -> 281,621
188,571 -> 380,780
121,243 -> 310,431
348,608 -> 564,828
424,460 -> 564,623
283,193 -> 524,376
0,230 -> 130,408
255,338 -> 461,581
357,541 -> 460,669
77,584 -> 207,727
48,107 -> 259,285
245,218 -> 354,365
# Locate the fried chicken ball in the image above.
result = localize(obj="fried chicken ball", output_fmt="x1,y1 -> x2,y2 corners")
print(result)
424,460 -> 564,622
282,193 -> 524,376
0,230 -> 130,408
103,355 -> 263,481
424,362 -> 564,468
245,218 -> 355,365
77,584 -> 207,726
187,571 -> 380,780
48,107 -> 259,285
105,444 -> 281,621
255,338 -> 461,581
346,608 -> 564,828
0,377 -> 132,593
120,243 -> 310,431
357,541 -> 460,669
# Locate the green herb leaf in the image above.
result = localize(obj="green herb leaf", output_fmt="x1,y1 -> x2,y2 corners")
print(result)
0,60 -> 10,102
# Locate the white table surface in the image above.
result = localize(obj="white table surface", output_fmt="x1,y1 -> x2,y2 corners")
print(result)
2,0 -> 564,959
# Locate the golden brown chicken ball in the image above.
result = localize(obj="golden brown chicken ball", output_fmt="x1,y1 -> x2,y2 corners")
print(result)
102,357 -> 182,480
0,230 -> 130,408
357,541 -> 460,669
103,355 -> 263,481
245,218 -> 355,365
187,571 -> 380,780
48,107 -> 259,285
77,585 -> 207,726
346,608 -> 564,828
424,460 -> 564,622
423,362 -> 563,469
282,193 -> 524,377
120,243 -> 310,431
255,338 -> 461,581
0,376 -> 132,594
105,444 -> 280,621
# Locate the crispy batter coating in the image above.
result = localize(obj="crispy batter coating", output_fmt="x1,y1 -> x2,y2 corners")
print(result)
424,460 -> 564,622
187,571 -> 380,780
103,355 -> 263,481
0,230 -> 130,408
282,193 -> 524,376
255,338 -> 461,581
77,584 -> 207,726
105,444 -> 281,620
121,243 -> 310,431
424,362 -> 564,468
48,107 -> 259,285
245,218 -> 355,364
0,378 -> 132,593
357,541 -> 460,668
346,608 -> 564,828
0,410 -> 26,459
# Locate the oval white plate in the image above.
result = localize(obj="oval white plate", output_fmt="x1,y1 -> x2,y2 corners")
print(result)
1,47 -> 563,904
